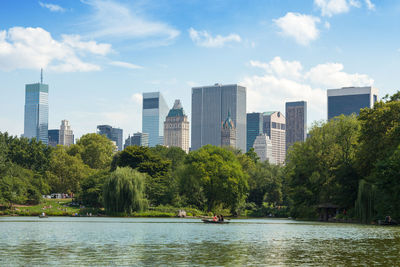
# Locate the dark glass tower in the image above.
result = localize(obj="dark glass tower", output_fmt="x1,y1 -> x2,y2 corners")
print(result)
285,101 -> 307,151
246,112 -> 263,152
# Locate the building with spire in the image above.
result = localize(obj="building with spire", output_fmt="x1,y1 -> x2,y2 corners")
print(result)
23,69 -> 49,145
164,100 -> 190,153
221,112 -> 236,148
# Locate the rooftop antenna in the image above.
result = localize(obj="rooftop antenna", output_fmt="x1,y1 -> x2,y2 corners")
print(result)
40,68 -> 43,84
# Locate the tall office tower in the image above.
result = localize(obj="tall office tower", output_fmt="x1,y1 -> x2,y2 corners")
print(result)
246,112 -> 263,152
327,86 -> 378,120
24,70 -> 49,145
124,132 -> 149,148
48,129 -> 59,147
253,134 -> 275,164
285,101 -> 307,151
164,100 -> 190,153
142,92 -> 169,147
59,120 -> 74,146
191,84 -> 246,151
263,111 -> 286,165
97,125 -> 123,151
221,112 -> 236,148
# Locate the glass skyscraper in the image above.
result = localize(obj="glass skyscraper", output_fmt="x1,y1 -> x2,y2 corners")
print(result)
327,87 -> 378,120
97,125 -> 123,151
24,82 -> 49,145
191,84 -> 246,151
246,112 -> 263,152
285,101 -> 307,151
48,129 -> 59,147
142,92 -> 169,147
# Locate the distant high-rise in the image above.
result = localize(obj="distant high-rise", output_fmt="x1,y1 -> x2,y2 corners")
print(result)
97,125 -> 123,151
191,84 -> 246,151
124,132 -> 149,148
263,111 -> 286,165
59,120 -> 74,147
24,70 -> 49,145
285,101 -> 307,151
246,112 -> 263,152
48,129 -> 59,147
164,100 -> 190,153
221,112 -> 236,148
142,92 -> 169,147
253,134 -> 275,164
327,86 -> 378,120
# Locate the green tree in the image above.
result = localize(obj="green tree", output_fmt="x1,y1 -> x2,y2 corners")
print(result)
47,146 -> 93,193
179,145 -> 248,213
286,115 -> 360,218
112,146 -> 172,205
103,167 -> 148,214
70,133 -> 114,169
78,170 -> 109,207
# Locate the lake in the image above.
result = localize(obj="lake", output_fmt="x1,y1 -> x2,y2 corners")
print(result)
0,217 -> 399,266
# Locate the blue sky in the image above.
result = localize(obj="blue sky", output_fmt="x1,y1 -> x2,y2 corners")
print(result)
0,0 -> 399,140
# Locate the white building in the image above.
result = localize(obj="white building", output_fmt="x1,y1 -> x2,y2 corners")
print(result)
59,120 -> 74,146
263,111 -> 286,164
253,134 -> 275,164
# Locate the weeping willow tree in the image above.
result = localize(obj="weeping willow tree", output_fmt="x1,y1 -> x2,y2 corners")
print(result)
103,167 -> 148,214
355,179 -> 376,224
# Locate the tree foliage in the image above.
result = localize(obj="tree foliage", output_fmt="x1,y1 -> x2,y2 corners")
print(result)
103,167 -> 148,214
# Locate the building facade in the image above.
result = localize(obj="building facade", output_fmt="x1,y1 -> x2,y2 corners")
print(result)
327,86 -> 378,120
48,129 -> 59,147
164,100 -> 190,153
221,112 -> 236,148
263,111 -> 286,165
124,132 -> 149,148
285,101 -> 307,151
59,120 -> 74,146
246,112 -> 263,152
253,134 -> 275,164
24,82 -> 49,145
97,125 -> 123,151
142,92 -> 169,147
191,84 -> 246,151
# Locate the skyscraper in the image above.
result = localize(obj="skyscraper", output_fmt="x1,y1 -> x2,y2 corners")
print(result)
59,120 -> 74,147
97,125 -> 123,151
164,100 -> 190,153
263,111 -> 286,165
124,132 -> 149,148
24,71 -> 48,145
253,134 -> 275,164
285,101 -> 307,151
48,129 -> 59,147
246,112 -> 263,152
327,86 -> 378,120
221,112 -> 236,148
142,92 -> 169,147
191,84 -> 246,151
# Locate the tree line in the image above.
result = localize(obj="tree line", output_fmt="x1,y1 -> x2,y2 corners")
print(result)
0,91 -> 399,221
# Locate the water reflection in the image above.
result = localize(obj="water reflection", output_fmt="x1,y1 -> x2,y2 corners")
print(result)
0,217 -> 399,266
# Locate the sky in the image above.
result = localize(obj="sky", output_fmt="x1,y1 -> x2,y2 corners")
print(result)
0,0 -> 399,141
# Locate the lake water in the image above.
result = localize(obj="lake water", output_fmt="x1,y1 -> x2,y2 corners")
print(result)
0,217 -> 399,266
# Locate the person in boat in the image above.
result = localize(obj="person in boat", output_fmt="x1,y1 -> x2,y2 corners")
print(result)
385,216 -> 392,223
220,215 -> 224,222
213,215 -> 218,222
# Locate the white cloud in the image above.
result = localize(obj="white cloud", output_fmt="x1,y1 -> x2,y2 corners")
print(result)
188,28 -> 241,48
39,1 -> 66,12
305,62 -> 374,88
242,57 -> 374,123
131,93 -> 143,104
83,0 -> 179,44
314,0 -> 365,16
324,21 -> 331,29
61,34 -> 112,55
364,0 -> 375,10
0,27 -> 111,72
274,12 -> 320,45
110,61 -> 142,69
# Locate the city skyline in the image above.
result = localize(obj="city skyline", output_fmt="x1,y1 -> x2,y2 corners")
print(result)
1,0 -> 399,141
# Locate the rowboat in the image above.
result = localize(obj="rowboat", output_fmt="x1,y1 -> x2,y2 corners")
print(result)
202,219 -> 230,224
